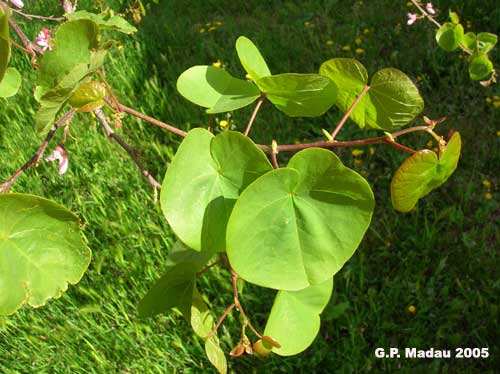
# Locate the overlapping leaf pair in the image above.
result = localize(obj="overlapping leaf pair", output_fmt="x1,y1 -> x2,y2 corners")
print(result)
0,7 -> 21,98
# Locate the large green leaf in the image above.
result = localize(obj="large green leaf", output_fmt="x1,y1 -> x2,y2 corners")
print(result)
469,53 -> 494,81
67,11 -> 137,34
0,67 -> 21,98
226,148 -> 374,291
391,132 -> 461,213
161,129 -> 272,252
176,66 -> 260,113
264,278 -> 333,356
256,73 -> 337,117
138,241 -> 213,318
235,36 -> 271,81
0,193 -> 91,316
38,20 -> 98,90
319,58 -> 424,131
435,22 -> 464,52
0,7 -> 11,82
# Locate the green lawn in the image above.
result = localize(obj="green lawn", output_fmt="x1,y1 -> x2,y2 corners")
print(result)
0,0 -> 498,372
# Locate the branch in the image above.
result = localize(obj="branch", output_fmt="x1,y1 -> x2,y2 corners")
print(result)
207,303 -> 235,340
244,95 -> 266,136
106,99 -> 187,138
10,8 -> 65,22
7,15 -> 44,59
0,110 -> 76,193
94,108 -> 161,189
409,0 -> 441,28
331,85 -> 370,139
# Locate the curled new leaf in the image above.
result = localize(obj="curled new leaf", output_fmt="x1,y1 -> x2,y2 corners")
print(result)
176,66 -> 260,113
69,81 -> 106,112
391,132 -> 461,213
263,278 -> 333,356
227,148 -> 374,291
0,193 -> 91,316
160,129 -> 272,252
320,58 -> 424,131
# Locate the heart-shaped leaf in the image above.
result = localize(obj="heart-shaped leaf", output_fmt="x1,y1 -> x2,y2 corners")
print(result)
161,129 -> 272,252
0,193 -> 91,316
435,22 -> 464,52
256,73 -> 337,117
226,148 -> 374,291
0,7 -> 11,82
320,59 -> 423,131
176,66 -> 260,113
235,36 -> 271,81
391,132 -> 461,212
469,53 -> 494,81
0,67 -> 21,98
68,80 -> 106,112
264,278 -> 333,356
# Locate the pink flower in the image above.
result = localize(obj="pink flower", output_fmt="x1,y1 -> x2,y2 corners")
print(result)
35,28 -> 52,52
46,145 -> 69,175
9,0 -> 24,9
425,2 -> 436,15
407,13 -> 418,25
61,0 -> 77,14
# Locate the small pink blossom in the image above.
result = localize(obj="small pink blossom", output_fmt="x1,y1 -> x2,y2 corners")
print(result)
35,28 -> 52,52
9,0 -> 24,9
425,2 -> 436,15
61,0 -> 77,14
407,13 -> 418,25
46,145 -> 69,175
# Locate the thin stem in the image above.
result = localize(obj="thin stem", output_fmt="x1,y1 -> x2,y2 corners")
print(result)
270,140 -> 279,168
331,85 -> 370,139
107,99 -> 187,138
409,0 -> 441,28
7,16 -> 44,58
0,110 -> 75,193
11,8 -> 65,22
94,108 -> 161,189
244,95 -> 265,136
207,303 -> 235,339
196,258 -> 221,276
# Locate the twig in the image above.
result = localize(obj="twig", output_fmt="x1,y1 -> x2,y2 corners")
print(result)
94,108 -> 161,189
0,110 -> 75,193
244,95 -> 265,136
331,85 -> 370,139
107,99 -> 187,138
207,303 -> 235,339
270,140 -> 279,168
10,8 -> 65,22
409,0 -> 441,28
7,16 -> 44,59
230,269 -> 262,339
196,258 -> 221,276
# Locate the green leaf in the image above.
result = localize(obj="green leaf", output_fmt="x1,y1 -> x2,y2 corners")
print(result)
476,32 -> 497,54
235,36 -> 271,81
264,278 -> 333,356
67,11 -> 137,34
256,73 -> 337,117
319,58 -> 424,131
205,336 -> 227,374
138,241 -> 213,318
190,288 -> 214,338
462,32 -> 477,51
469,53 -> 494,81
160,129 -> 272,252
435,22 -> 464,52
227,148 -> 374,291
0,193 -> 91,316
68,81 -> 106,112
391,132 -> 461,213
0,7 -> 11,82
176,66 -> 260,113
0,67 -> 21,98
449,11 -> 460,25
38,20 -> 98,90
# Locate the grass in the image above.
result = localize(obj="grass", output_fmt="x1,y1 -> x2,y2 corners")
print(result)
0,0 -> 499,372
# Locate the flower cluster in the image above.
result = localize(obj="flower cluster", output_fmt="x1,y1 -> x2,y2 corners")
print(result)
407,2 -> 436,26
35,28 -> 52,52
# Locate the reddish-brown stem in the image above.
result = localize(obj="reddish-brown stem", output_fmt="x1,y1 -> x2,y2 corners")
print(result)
106,99 -> 187,138
207,303 -> 235,339
244,95 -> 266,136
231,269 -> 263,338
0,110 -> 75,193
7,15 -> 44,59
94,108 -> 161,189
331,85 -> 370,139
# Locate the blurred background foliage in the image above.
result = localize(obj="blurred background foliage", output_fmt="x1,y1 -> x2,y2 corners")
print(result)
0,0 -> 498,372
